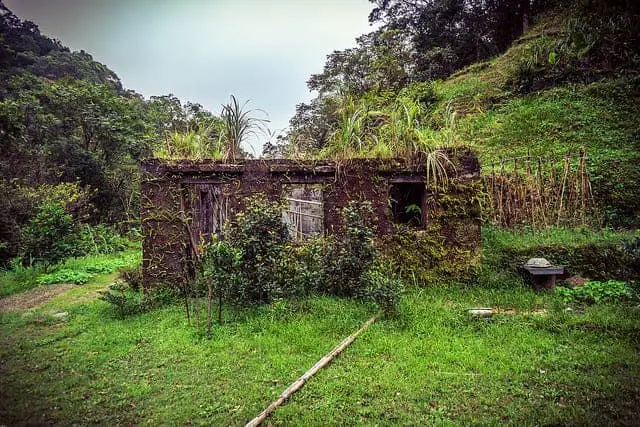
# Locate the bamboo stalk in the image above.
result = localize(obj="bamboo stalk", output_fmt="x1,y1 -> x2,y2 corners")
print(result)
556,153 -> 570,226
245,316 -> 377,427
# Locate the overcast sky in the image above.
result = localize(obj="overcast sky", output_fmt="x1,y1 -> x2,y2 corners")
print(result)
5,0 -> 375,154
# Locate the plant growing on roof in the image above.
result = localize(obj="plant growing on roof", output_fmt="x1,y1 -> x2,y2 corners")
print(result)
424,148 -> 456,190
154,122 -> 222,160
219,95 -> 268,163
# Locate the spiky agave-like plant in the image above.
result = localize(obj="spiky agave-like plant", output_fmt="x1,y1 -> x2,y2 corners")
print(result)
219,95 -> 268,163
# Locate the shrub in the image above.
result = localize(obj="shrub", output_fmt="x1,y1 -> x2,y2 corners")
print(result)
21,203 -> 80,266
284,238 -> 325,297
364,263 -> 404,316
199,237 -> 242,331
322,201 -> 377,297
226,195 -> 290,304
556,280 -> 636,305
99,280 -> 176,319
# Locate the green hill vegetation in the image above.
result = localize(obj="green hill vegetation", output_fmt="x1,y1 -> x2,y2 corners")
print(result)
279,0 -> 639,226
0,1 -> 225,266
1,1 -> 640,424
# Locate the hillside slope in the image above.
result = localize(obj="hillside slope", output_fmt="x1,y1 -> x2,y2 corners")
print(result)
429,8 -> 640,226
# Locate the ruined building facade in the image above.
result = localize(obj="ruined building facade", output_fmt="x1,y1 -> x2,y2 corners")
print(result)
141,150 -> 482,287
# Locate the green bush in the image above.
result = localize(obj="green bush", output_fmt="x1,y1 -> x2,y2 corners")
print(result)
182,198 -> 404,322
226,195 -> 291,304
199,237 -> 242,328
284,238 -> 325,297
364,263 -> 404,316
556,280 -> 636,305
322,201 -> 377,297
21,203 -> 80,266
99,280 -> 176,319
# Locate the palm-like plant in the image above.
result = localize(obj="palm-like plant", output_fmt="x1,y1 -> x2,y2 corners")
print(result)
219,95 -> 268,163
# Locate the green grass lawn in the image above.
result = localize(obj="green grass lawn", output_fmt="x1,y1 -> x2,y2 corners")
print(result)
0,248 -> 141,298
1,267 -> 639,425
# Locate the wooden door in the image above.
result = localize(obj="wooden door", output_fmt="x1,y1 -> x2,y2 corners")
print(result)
183,183 -> 229,250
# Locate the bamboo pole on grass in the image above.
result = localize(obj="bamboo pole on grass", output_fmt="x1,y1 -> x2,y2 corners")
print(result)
245,315 -> 377,427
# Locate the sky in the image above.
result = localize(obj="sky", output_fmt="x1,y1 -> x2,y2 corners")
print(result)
5,0 -> 375,154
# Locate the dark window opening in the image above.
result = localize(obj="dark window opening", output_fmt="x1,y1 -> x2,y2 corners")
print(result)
389,183 -> 424,226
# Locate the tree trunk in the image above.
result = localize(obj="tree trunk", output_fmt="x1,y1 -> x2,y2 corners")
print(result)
521,0 -> 531,34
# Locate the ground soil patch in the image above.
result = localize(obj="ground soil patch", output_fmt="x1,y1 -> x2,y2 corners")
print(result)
0,284 -> 76,312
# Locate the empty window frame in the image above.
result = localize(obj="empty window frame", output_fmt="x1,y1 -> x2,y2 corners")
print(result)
282,185 -> 324,241
389,182 -> 424,226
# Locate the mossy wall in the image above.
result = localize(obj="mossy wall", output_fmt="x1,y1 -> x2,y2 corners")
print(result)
140,151 -> 482,288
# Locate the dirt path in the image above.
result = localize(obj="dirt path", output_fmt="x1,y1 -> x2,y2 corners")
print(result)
0,284 -> 76,312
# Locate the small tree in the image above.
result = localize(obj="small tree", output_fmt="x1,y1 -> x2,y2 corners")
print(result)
201,237 -> 242,336
322,201 -> 377,297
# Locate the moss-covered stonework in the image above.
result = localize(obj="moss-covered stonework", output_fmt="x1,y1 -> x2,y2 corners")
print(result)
141,150 -> 482,288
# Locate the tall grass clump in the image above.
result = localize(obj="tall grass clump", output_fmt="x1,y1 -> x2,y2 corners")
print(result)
219,95 -> 268,162
154,124 -> 222,160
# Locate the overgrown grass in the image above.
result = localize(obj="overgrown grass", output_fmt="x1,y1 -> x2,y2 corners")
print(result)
1,263 -> 639,425
457,79 -> 640,167
0,249 -> 140,297
483,226 -> 636,252
274,287 -> 639,425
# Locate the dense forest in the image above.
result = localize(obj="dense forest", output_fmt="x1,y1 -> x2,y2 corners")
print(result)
1,0 -> 639,267
0,1 -> 225,265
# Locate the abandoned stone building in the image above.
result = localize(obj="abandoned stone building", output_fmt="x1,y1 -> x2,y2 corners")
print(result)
141,150 -> 482,287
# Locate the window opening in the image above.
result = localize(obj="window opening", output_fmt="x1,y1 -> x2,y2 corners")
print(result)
282,185 -> 323,240
389,182 -> 424,226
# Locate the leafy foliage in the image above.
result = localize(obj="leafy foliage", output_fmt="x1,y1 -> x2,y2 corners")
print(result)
0,3 -> 227,266
225,195 -> 290,304
185,198 -> 404,323
364,263 -> 404,316
99,280 -> 176,319
199,237 -> 242,329
21,203 -> 78,266
322,201 -> 377,297
556,280 -> 635,305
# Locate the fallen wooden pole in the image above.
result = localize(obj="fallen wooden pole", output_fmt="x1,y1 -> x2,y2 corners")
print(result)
245,315 -> 377,427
